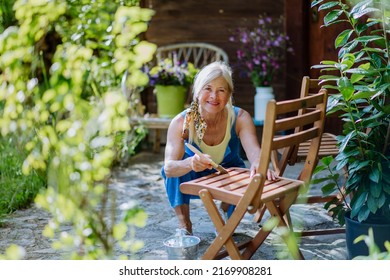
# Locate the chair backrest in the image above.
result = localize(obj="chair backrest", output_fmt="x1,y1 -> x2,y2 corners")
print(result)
272,76 -> 338,174
156,42 -> 229,68
248,91 -> 327,210
262,91 -> 327,180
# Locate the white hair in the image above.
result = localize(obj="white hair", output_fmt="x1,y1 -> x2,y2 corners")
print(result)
192,61 -> 234,99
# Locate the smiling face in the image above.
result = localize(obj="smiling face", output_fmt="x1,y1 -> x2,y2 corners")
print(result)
198,76 -> 231,115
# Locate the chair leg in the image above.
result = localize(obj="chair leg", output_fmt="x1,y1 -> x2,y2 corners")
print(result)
199,190 -> 242,259
266,200 -> 304,260
241,223 -> 272,259
252,204 -> 267,223
243,192 -> 305,260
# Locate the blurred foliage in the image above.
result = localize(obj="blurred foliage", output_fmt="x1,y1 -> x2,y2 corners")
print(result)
0,134 -> 46,216
262,217 -> 302,260
354,228 -> 390,260
0,0 -> 17,33
0,0 -> 156,259
0,244 -> 26,260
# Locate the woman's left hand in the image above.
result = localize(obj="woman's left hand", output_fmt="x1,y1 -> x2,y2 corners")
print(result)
266,169 -> 277,181
250,165 -> 277,181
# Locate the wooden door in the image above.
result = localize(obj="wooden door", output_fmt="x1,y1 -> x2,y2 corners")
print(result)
308,1 -> 348,135
285,0 -> 346,135
308,1 -> 347,79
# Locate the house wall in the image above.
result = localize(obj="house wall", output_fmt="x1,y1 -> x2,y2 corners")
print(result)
141,0 -> 286,117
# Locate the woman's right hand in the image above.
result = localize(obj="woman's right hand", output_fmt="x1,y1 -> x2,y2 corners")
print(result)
190,154 -> 213,172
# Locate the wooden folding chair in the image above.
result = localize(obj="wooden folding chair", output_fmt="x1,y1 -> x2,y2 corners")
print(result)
272,76 -> 339,175
269,77 -> 345,237
180,91 -> 328,260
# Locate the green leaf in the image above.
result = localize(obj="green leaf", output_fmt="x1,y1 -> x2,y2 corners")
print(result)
338,130 -> 356,153
335,29 -> 353,48
351,192 -> 367,217
337,210 -> 346,226
355,35 -> 385,43
321,60 -> 338,65
321,182 -> 337,196
324,10 -> 343,26
357,206 -> 371,222
311,0 -> 324,8
383,104 -> 390,115
311,177 -> 331,184
350,160 -> 371,173
345,68 -> 377,75
350,0 -> 376,19
317,76 -> 339,83
377,192 -> 386,208
338,40 -> 359,58
313,164 -> 326,173
362,47 -> 386,54
351,91 -> 375,100
326,94 -> 342,112
340,59 -> 355,71
335,155 -> 349,170
124,207 -> 147,227
320,155 -> 335,166
367,195 -> 378,213
353,7 -> 381,20
338,77 -> 354,100
369,166 -> 381,184
369,180 -> 381,199
350,73 -> 365,84
355,22 -> 369,34
311,64 -> 336,69
318,1 -> 340,11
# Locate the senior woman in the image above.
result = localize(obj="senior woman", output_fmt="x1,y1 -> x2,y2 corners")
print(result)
161,61 -> 275,235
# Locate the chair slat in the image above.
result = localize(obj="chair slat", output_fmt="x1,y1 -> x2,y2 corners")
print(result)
261,180 -> 303,202
272,127 -> 320,150
206,173 -> 251,190
192,168 -> 247,184
275,110 -> 321,132
275,92 -> 325,115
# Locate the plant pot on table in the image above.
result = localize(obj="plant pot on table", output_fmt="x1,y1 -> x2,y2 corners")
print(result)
155,85 -> 187,119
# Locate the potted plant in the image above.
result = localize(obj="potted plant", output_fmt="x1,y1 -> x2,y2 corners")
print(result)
310,0 -> 390,259
143,58 -> 198,118
229,15 -> 293,122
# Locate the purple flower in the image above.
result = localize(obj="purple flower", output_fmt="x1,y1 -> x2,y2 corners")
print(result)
230,14 -> 294,87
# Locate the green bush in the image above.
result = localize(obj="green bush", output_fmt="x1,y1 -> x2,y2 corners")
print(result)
0,134 -> 45,216
0,0 -> 17,33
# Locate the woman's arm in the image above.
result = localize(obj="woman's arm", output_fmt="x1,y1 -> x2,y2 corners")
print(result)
163,115 -> 212,178
236,109 -> 261,175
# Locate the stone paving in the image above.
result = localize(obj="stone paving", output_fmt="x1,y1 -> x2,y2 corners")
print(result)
0,151 -> 347,260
